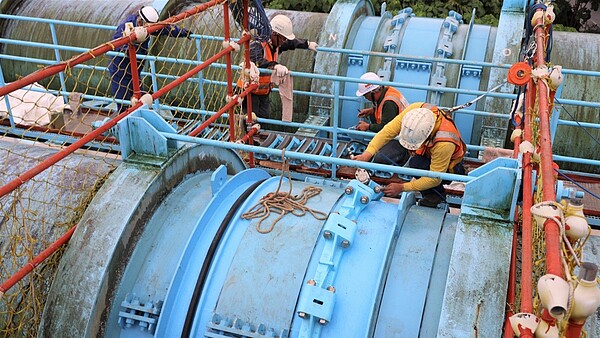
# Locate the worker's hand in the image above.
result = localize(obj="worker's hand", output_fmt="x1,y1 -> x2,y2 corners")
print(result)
308,41 -> 319,52
351,151 -> 373,162
186,30 -> 194,40
358,107 -> 374,118
356,121 -> 370,131
273,64 -> 289,77
382,183 -> 404,197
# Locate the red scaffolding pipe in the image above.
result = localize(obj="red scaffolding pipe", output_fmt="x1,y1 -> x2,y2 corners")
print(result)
188,83 -> 257,137
223,3 -> 236,142
504,110 -> 524,337
242,0 -> 255,167
0,226 -> 77,297
238,124 -> 260,144
533,9 -> 562,279
128,44 -> 143,100
0,33 -> 250,199
0,0 -> 227,98
521,79 -> 536,316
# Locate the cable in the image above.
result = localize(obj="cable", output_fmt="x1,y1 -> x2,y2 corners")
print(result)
443,81 -> 507,114
181,179 -> 266,338
554,98 -> 600,147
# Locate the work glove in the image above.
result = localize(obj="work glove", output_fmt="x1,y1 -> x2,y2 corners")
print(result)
308,41 -> 319,52
273,64 -> 289,77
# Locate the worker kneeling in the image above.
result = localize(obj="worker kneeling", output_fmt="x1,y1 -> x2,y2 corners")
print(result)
353,103 -> 467,207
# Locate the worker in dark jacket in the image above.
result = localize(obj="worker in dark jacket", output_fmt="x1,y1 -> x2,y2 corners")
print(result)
355,72 -> 410,166
239,15 -> 318,119
108,6 -> 192,113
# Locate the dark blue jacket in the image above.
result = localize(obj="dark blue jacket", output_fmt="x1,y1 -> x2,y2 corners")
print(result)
108,14 -> 190,82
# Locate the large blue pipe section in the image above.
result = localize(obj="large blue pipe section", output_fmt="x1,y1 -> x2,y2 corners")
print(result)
38,114 -> 516,337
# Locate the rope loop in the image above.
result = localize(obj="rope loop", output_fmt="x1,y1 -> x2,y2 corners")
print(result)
241,149 -> 327,233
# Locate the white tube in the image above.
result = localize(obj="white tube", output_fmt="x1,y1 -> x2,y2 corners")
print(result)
537,274 -> 570,319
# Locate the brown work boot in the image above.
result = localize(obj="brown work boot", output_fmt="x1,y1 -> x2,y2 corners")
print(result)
418,194 -> 444,208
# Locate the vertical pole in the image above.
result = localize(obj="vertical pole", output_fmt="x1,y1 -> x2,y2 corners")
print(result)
514,80 -> 536,338
48,23 -> 68,104
243,0 -> 255,167
504,101 -> 522,337
533,9 -> 561,278
330,82 -> 340,179
0,65 -> 15,127
223,3 -> 235,142
128,44 -> 142,102
532,8 -> 565,336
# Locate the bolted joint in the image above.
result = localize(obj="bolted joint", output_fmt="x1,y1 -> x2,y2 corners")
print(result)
323,230 -> 333,239
327,286 -> 336,293
374,185 -> 382,193
307,279 -> 316,286
341,239 -> 350,248
318,318 -> 328,325
360,195 -> 369,204
344,186 -> 354,195
298,312 -> 306,318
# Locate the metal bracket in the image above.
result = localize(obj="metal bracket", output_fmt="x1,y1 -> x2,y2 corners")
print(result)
296,282 -> 337,325
205,313 -> 289,338
462,65 -> 483,78
555,180 -> 584,202
118,108 -> 180,161
462,157 -> 521,221
348,54 -> 364,66
396,60 -> 432,72
117,293 -> 162,334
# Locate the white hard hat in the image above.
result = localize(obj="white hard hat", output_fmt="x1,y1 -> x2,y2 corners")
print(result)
356,72 -> 382,96
270,15 -> 295,40
399,108 -> 436,150
139,6 -> 160,24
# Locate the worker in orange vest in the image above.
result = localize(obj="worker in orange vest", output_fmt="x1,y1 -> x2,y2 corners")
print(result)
355,72 -> 410,166
239,15 -> 318,119
353,103 -> 467,207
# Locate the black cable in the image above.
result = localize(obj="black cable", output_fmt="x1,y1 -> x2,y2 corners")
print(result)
554,98 -> 600,147
181,179 -> 266,337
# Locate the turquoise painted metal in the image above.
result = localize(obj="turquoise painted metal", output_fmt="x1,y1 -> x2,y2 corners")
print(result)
1,0 -> 600,336
35,107 -> 519,337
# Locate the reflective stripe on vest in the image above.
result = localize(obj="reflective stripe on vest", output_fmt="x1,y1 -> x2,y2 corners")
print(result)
236,42 -> 278,96
373,87 -> 409,123
254,43 -> 278,95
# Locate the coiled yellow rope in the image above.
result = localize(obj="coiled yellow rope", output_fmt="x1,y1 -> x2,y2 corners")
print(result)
241,150 -> 327,233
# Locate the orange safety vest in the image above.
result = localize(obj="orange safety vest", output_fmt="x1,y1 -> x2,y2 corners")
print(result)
415,103 -> 467,169
373,87 -> 409,124
237,42 -> 278,96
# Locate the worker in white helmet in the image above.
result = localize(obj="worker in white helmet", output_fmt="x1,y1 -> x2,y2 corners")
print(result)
355,72 -> 410,166
108,6 -> 193,113
238,14 -> 319,119
353,103 -> 467,207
